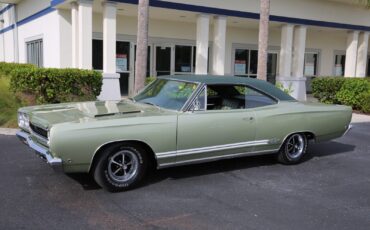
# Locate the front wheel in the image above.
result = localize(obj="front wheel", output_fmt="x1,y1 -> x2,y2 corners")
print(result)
93,144 -> 148,192
277,133 -> 307,165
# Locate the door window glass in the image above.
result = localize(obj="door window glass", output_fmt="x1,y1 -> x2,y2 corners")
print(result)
267,53 -> 278,84
156,46 -> 171,76
249,50 -> 258,76
234,49 -> 249,76
92,39 -> 103,70
134,45 -> 151,77
175,45 -> 192,73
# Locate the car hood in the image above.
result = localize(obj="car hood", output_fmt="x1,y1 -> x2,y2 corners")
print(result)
20,100 -> 174,129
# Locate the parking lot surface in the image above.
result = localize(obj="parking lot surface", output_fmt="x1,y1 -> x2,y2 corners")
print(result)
0,122 -> 370,230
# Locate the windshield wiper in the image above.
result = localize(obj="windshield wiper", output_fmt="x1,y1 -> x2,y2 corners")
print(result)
128,97 -> 136,102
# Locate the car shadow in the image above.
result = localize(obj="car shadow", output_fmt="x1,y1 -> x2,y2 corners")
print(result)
67,141 -> 355,191
67,173 -> 101,190
305,140 -> 355,160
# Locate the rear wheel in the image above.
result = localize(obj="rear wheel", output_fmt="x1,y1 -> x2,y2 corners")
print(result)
277,133 -> 307,165
93,144 -> 148,192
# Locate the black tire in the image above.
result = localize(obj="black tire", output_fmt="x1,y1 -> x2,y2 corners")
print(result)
93,144 -> 149,192
277,133 -> 308,165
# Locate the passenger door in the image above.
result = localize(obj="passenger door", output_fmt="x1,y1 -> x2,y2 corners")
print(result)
176,85 -> 257,164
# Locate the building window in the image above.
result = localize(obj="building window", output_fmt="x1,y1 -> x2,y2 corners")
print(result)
234,48 -> 277,84
334,54 -> 345,76
26,39 -> 43,67
304,53 -> 318,77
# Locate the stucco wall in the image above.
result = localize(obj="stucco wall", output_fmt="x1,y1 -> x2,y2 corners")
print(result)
16,10 -> 61,67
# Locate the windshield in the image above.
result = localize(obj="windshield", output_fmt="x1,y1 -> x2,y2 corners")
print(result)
134,79 -> 198,110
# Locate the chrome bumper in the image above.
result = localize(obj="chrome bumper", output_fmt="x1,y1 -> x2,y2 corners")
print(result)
343,124 -> 353,136
16,130 -> 63,172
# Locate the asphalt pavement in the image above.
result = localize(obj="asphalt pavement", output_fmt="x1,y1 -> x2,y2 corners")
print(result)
0,122 -> 370,230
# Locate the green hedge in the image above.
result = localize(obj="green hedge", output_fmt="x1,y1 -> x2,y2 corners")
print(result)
9,67 -> 102,104
312,77 -> 370,113
360,92 -> 370,113
311,77 -> 346,104
0,62 -> 35,78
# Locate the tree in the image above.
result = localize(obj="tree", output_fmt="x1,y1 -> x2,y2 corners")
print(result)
134,0 -> 149,95
257,0 -> 270,81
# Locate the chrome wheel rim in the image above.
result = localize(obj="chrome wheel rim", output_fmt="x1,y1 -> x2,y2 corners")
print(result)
286,134 -> 305,159
108,150 -> 139,183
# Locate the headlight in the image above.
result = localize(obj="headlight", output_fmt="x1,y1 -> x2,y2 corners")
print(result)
18,112 -> 30,131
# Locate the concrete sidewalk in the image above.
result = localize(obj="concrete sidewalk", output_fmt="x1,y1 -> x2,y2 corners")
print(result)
0,113 -> 368,136
351,113 -> 370,123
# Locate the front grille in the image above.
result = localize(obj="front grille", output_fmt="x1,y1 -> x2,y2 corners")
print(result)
30,123 -> 48,139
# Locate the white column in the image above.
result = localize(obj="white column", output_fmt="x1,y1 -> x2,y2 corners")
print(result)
103,1 -> 117,73
99,1 -> 121,101
291,26 -> 307,101
277,24 -> 307,101
278,24 -> 294,77
195,14 -> 209,75
78,0 -> 93,69
71,1 -> 79,68
345,31 -> 359,77
355,32 -> 369,78
292,26 -> 306,78
11,5 -> 19,63
0,18 -> 4,61
211,16 -> 226,75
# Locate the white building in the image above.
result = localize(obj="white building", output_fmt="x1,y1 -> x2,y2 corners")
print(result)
0,0 -> 369,101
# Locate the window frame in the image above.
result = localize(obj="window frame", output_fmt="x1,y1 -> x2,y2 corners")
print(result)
26,38 -> 43,67
185,83 -> 278,112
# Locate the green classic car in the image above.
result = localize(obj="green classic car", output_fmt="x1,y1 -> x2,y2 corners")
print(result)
16,75 -> 352,192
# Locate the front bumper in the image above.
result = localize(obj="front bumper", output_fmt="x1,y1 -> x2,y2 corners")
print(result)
16,130 -> 63,172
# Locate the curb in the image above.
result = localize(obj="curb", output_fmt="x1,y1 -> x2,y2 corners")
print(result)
0,128 -> 18,136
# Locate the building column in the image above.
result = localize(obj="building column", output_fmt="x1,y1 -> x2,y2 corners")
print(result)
355,32 -> 369,77
211,16 -> 226,75
71,1 -> 79,68
78,0 -> 93,69
278,24 -> 294,78
195,14 -> 209,75
99,1 -> 121,101
277,24 -> 307,101
345,31 -> 359,77
291,26 -> 307,101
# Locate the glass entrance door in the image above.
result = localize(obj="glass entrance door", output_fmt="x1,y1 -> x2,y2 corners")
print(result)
267,53 -> 278,84
155,46 -> 172,76
117,41 -> 131,96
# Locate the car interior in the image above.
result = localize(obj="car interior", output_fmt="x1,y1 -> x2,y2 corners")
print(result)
205,84 -> 277,110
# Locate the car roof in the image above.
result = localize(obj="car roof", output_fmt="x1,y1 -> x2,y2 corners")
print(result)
158,75 -> 296,101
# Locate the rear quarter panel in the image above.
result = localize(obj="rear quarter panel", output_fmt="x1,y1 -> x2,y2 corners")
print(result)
252,102 -> 352,151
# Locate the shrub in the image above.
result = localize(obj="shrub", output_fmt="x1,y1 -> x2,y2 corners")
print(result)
335,78 -> 370,110
359,92 -> 370,113
312,77 -> 345,103
0,62 -> 35,78
10,67 -> 102,104
276,82 -> 294,95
